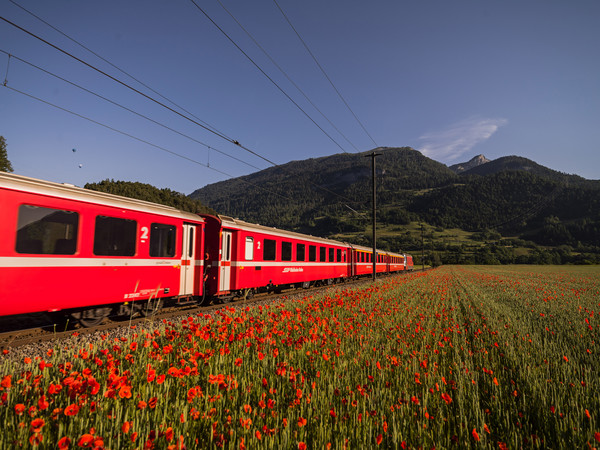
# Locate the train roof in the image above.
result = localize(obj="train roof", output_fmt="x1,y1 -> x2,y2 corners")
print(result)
347,243 -> 404,257
210,215 -> 405,257
0,172 -> 204,223
206,215 -> 348,247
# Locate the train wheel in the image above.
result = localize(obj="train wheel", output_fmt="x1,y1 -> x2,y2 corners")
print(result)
75,307 -> 112,328
138,298 -> 163,318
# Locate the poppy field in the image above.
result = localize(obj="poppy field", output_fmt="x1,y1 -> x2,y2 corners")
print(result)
1,265 -> 599,449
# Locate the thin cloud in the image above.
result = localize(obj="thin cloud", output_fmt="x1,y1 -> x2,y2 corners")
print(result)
418,117 -> 508,161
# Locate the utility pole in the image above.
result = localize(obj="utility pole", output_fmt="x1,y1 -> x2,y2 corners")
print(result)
365,151 -> 382,281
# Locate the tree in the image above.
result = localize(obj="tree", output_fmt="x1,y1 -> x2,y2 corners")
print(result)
0,136 -> 14,173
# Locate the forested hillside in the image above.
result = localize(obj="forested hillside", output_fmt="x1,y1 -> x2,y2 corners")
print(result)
85,179 -> 215,215
190,147 -> 600,264
84,148 -> 600,265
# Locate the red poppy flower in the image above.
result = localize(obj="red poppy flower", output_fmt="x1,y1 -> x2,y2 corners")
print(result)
30,418 -> 45,433
64,404 -> 80,416
29,433 -> 43,446
297,417 -> 307,427
376,434 -> 383,445
118,385 -> 132,399
472,428 -> 480,441
57,436 -> 71,449
1,375 -> 11,388
77,434 -> 94,447
441,393 -> 452,405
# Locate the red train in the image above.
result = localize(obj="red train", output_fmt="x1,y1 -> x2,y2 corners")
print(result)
0,172 -> 413,326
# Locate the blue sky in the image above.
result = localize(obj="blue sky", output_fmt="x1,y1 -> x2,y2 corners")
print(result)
1,0 -> 599,194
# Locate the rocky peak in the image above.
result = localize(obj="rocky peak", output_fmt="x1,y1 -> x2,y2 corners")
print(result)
449,154 -> 491,173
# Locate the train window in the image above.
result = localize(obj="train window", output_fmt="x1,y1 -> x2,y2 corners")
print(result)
16,205 -> 79,254
245,237 -> 254,260
296,243 -> 305,261
343,250 -> 346,263
188,227 -> 194,258
281,241 -> 292,261
264,239 -> 276,261
319,247 -> 326,262
337,249 -> 341,262
94,216 -> 136,256
308,245 -> 316,262
328,248 -> 334,262
150,223 -> 176,257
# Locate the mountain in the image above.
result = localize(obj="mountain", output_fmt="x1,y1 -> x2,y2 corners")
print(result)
190,147 -> 457,231
459,155 -> 588,185
187,147 -> 600,264
449,154 -> 490,173
87,147 -> 600,264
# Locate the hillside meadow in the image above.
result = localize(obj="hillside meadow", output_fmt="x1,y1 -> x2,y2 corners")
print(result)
1,266 -> 599,449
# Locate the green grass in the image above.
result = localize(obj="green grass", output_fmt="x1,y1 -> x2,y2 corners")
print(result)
1,266 -> 599,448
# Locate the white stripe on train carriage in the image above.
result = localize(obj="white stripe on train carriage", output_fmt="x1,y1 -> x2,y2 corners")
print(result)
0,256 -> 204,269
230,260 -> 348,268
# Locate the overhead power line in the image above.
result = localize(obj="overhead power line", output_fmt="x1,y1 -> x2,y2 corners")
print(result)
273,0 -> 379,148
215,0 -> 361,153
187,0 -> 350,154
1,82 -> 292,201
8,0 -> 233,142
0,13 -> 371,210
0,48 -> 262,171
0,14 -> 278,167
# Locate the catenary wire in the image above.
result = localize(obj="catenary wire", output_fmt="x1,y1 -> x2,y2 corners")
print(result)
8,0 -> 234,142
0,49 -> 263,171
0,15 -> 279,167
273,0 -> 379,148
215,0 -> 361,153
187,0 -> 350,154
1,82 -> 293,201
0,15 -> 372,212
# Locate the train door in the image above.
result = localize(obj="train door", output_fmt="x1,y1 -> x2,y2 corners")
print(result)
219,230 -> 232,292
180,224 -> 197,296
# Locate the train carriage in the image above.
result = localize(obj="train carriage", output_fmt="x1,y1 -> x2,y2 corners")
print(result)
349,245 -> 407,277
388,253 -> 405,272
349,244 -> 385,277
1,173 -> 414,326
202,215 -> 350,299
0,173 -> 205,325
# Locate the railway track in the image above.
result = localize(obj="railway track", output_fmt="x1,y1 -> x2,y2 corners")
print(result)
1,273 -> 417,354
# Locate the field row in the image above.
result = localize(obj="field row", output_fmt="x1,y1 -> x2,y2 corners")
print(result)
1,265 -> 599,448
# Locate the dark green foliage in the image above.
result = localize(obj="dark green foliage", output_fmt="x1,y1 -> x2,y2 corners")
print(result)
460,155 -> 588,185
84,179 -> 215,215
0,136 -> 14,173
190,147 -> 456,231
191,147 -> 600,264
